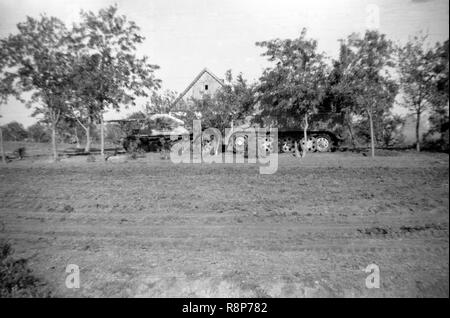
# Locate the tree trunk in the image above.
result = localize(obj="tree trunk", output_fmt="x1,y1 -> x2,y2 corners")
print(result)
347,121 -> 357,149
345,112 -> 358,149
74,126 -> 80,149
84,117 -> 91,153
51,122 -> 58,162
416,110 -> 421,152
368,109 -> 375,158
100,115 -> 105,161
0,127 -> 6,164
302,113 -> 309,157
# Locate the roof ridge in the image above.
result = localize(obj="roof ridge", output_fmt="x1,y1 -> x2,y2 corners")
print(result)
202,68 -> 224,84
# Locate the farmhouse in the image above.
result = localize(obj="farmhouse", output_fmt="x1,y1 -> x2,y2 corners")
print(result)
172,68 -> 225,107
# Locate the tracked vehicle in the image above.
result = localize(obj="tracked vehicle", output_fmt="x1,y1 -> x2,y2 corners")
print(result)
230,128 -> 340,154
109,112 -> 343,155
108,114 -> 189,153
229,112 -> 343,154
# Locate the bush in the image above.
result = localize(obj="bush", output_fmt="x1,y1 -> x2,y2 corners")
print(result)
0,240 -> 52,297
422,133 -> 450,152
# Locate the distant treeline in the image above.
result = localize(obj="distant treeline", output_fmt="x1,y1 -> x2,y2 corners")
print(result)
0,120 -> 122,146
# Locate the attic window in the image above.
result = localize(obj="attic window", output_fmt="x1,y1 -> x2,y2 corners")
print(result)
204,85 -> 208,90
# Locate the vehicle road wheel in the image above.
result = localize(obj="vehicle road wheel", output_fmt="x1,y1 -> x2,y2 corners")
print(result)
233,134 -> 248,154
315,135 -> 331,152
200,134 -> 213,155
259,136 -> 275,157
280,137 -> 295,153
299,136 -> 317,152
202,140 -> 212,155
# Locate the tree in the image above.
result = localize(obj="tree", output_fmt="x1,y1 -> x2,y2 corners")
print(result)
428,40 -> 449,150
325,41 -> 360,149
219,71 -> 256,124
68,5 -> 161,157
0,117 -> 4,164
66,54 -> 104,152
339,31 -> 398,157
0,40 -> 22,163
1,121 -> 28,141
145,90 -> 178,115
256,28 -> 328,156
398,34 -> 442,151
1,15 -> 72,161
27,122 -> 51,143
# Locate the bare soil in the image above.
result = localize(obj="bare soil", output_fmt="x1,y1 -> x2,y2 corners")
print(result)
0,151 -> 448,297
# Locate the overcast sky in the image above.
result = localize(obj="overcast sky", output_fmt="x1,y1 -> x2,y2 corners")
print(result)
0,0 -> 448,126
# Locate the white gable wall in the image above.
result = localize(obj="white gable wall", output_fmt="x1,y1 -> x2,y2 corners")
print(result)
186,72 -> 223,101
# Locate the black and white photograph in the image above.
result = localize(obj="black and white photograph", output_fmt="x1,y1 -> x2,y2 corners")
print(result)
0,0 -> 448,301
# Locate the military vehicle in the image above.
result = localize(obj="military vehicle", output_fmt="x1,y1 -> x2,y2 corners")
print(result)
109,112 -> 343,155
108,114 -> 190,153
229,112 -> 343,154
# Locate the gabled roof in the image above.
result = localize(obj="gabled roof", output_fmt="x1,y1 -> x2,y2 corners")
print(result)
172,68 -> 224,107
